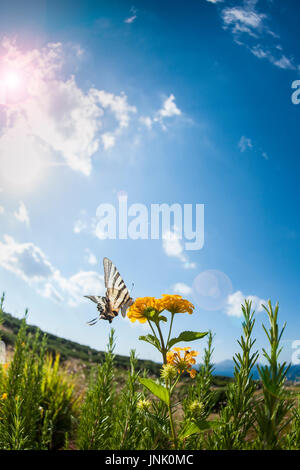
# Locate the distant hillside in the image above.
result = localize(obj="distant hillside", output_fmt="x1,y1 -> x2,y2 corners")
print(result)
3,312 -> 298,383
0,311 -> 161,375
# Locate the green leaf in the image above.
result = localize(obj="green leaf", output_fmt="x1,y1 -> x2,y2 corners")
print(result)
195,419 -> 219,431
179,420 -> 219,439
179,422 -> 201,439
139,334 -> 161,351
168,331 -> 208,349
139,378 -> 169,405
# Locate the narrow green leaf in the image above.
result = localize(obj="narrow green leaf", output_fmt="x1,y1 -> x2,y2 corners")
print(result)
139,378 -> 169,405
168,331 -> 208,349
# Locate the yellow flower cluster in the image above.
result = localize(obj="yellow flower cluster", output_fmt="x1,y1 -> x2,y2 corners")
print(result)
127,297 -> 162,323
160,363 -> 178,381
137,398 -> 151,412
166,347 -> 198,378
189,400 -> 204,415
160,295 -> 194,315
127,295 -> 194,323
1,393 -> 7,400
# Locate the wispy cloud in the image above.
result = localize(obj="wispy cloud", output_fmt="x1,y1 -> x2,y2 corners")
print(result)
124,6 -> 137,24
238,135 -> 269,160
14,201 -> 30,226
208,0 -> 299,71
238,136 -> 252,152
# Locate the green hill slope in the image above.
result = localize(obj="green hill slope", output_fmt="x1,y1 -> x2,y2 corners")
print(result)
0,311 -> 161,374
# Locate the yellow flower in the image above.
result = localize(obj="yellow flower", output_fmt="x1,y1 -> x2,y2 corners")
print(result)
160,295 -> 194,315
1,393 -> 7,400
160,363 -> 178,381
166,347 -> 198,378
137,399 -> 151,412
189,400 -> 204,414
127,297 -> 163,323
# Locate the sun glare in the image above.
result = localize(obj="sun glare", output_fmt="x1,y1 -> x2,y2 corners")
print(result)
4,71 -> 21,89
0,66 -> 27,105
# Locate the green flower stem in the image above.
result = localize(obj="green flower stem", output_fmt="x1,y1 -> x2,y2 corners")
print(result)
155,321 -> 167,364
166,378 -> 178,449
166,312 -> 175,350
170,372 -> 181,395
147,319 -> 159,342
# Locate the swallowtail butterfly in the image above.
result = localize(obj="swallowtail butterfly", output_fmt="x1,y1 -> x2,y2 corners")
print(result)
84,257 -> 134,324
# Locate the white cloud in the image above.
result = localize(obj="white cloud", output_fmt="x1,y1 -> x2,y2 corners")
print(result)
74,218 -> 88,234
140,95 -> 181,130
0,234 -> 104,306
93,90 -> 136,129
0,39 -> 137,181
0,206 -> 4,214
226,290 -> 266,317
85,249 -> 98,265
172,282 -> 192,295
14,201 -> 30,225
222,7 -> 265,30
156,94 -> 181,120
40,282 -> 64,303
0,235 -> 54,283
101,132 -> 116,150
162,229 -> 196,269
238,136 -> 252,152
139,116 -> 153,129
124,7 -> 137,24
272,55 -> 295,70
54,270 -> 105,307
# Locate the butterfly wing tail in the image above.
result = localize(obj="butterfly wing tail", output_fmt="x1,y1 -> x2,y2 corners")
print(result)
121,297 -> 134,318
84,296 -> 106,324
86,317 -> 99,326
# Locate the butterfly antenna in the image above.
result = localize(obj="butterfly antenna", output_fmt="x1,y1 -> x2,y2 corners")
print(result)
130,282 -> 135,296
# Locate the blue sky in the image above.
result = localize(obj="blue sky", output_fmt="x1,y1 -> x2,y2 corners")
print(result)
0,0 -> 299,364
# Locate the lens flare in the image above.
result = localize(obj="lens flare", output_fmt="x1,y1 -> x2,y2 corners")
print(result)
192,270 -> 233,311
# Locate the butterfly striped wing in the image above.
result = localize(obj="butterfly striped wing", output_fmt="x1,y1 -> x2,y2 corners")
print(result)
84,295 -> 107,325
103,258 -> 133,317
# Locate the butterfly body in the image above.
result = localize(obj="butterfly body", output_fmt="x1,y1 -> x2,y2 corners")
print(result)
84,258 -> 134,324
